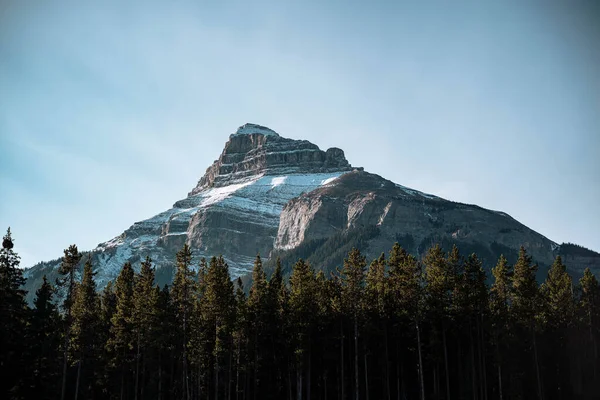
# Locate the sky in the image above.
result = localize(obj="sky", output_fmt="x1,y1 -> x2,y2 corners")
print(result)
1,0 -> 599,268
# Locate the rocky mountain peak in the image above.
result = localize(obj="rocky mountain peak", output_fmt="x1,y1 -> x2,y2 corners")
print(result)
189,124 -> 353,195
230,123 -> 279,138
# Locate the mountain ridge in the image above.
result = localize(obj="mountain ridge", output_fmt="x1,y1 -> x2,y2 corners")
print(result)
23,123 -> 600,302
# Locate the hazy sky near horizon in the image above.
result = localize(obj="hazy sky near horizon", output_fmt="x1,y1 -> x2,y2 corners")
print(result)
1,1 -> 599,267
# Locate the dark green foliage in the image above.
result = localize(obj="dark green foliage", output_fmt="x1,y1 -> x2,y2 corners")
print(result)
26,275 -> 62,399
70,257 -> 102,399
0,228 -> 28,398
5,233 -> 600,400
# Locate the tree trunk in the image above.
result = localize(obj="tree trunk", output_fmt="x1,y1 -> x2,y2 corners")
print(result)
135,332 -> 141,400
497,363 -> 503,400
61,269 -> 75,400
532,329 -> 543,400
416,322 -> 425,400
215,350 -> 220,400
340,318 -> 345,400
442,326 -> 451,400
354,317 -> 359,400
297,367 -> 302,400
478,318 -> 488,400
158,353 -> 162,400
141,354 -> 146,400
74,358 -> 82,400
384,328 -> 391,400
364,349 -> 369,400
236,338 -> 241,400
228,344 -> 233,400
307,345 -> 312,400
61,333 -> 70,400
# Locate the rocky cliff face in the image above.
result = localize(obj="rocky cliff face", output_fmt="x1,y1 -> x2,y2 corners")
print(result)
273,170 -> 563,278
190,123 -> 352,193
23,123 -> 600,301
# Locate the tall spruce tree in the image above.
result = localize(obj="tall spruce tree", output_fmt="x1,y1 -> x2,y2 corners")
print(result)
577,268 -> 600,396
388,243 -> 424,400
0,228 -> 28,398
247,254 -> 269,397
57,244 -> 82,400
511,246 -> 543,399
423,244 -> 455,400
289,259 -> 318,400
490,255 -> 513,400
108,261 -> 136,399
540,255 -> 575,398
70,257 -> 101,399
27,275 -> 62,399
132,256 -> 158,400
171,244 -> 195,399
341,248 -> 367,400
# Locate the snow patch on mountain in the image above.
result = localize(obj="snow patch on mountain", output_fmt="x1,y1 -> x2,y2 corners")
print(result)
231,123 -> 279,137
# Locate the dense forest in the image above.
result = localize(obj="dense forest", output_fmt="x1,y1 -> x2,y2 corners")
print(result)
1,227 -> 600,400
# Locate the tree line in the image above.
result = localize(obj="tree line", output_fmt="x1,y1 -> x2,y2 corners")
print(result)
1,227 -> 600,400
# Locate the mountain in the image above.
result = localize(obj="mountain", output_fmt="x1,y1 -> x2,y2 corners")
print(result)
23,123 -> 600,301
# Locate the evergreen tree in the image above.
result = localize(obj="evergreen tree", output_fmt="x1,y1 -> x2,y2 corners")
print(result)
388,243 -> 424,400
511,246 -> 543,399
27,275 -> 62,399
423,244 -> 455,400
57,244 -> 82,400
132,256 -> 158,400
70,257 -> 101,399
202,256 -> 236,400
540,255 -> 575,398
577,268 -> 600,396
233,278 -> 249,400
171,244 -> 195,399
289,259 -> 318,400
0,228 -> 28,398
108,261 -> 136,399
341,248 -> 367,400
364,253 -> 387,400
490,255 -> 513,400
99,281 -> 117,396
247,254 -> 270,397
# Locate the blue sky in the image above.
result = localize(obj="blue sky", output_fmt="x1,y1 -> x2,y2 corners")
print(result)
1,1 -> 599,267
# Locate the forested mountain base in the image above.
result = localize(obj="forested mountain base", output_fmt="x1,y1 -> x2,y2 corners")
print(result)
2,227 -> 600,400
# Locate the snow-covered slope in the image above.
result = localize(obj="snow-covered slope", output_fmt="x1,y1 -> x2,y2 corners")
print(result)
24,124 -> 355,295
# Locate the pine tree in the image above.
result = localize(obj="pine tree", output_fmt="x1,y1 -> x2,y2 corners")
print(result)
202,256 -> 236,400
577,268 -> 600,395
233,278 -> 248,400
27,275 -> 62,399
98,281 -> 117,396
171,244 -> 195,399
490,255 -> 513,400
247,254 -> 269,397
70,257 -> 101,399
388,243 -> 424,400
108,261 -> 136,399
541,256 -> 574,330
423,244 -> 455,400
132,256 -> 158,400
340,248 -> 367,400
57,244 -> 82,400
364,253 -> 387,400
511,246 -> 543,399
0,228 -> 28,398
540,255 -> 575,398
289,259 -> 318,400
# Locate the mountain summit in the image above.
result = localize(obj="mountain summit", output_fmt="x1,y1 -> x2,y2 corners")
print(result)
24,124 -> 600,300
